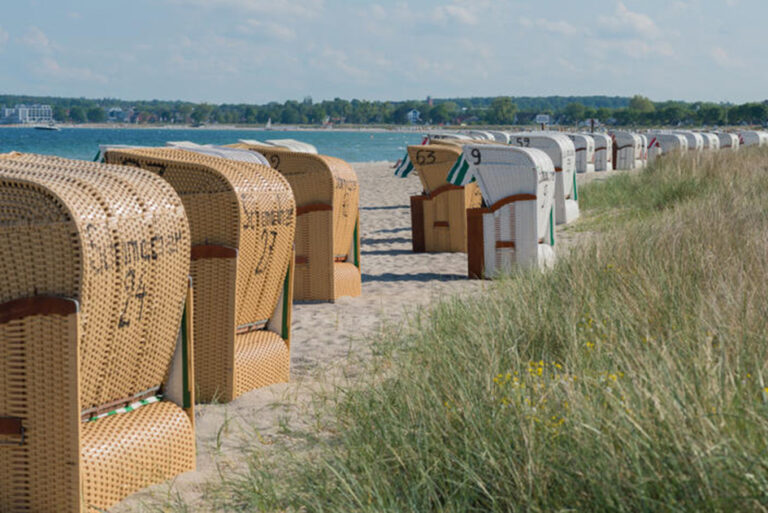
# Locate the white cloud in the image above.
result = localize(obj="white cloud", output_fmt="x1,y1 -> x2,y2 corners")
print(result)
36,57 -> 108,84
19,26 -> 52,53
239,19 -> 296,41
168,0 -> 324,17
615,2 -> 660,38
315,46 -> 368,80
522,18 -> 587,37
436,4 -> 478,26
599,2 -> 661,39
711,46 -> 743,68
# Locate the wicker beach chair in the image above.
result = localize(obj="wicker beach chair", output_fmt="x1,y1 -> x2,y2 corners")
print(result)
405,142 -> 483,252
229,143 -> 361,302
0,153 -> 195,512
103,148 -> 296,403
457,145 -> 556,278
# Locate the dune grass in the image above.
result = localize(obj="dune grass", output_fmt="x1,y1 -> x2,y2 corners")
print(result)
202,148 -> 768,512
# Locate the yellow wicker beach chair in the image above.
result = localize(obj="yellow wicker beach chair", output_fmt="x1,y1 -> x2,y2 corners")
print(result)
103,147 -> 296,403
406,143 -> 483,253
0,153 -> 195,513
229,143 -> 361,302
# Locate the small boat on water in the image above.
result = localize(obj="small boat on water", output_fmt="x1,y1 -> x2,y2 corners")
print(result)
33,122 -> 60,131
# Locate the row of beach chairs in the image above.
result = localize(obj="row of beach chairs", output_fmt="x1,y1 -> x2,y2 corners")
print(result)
397,128 -> 759,278
0,141 -> 361,512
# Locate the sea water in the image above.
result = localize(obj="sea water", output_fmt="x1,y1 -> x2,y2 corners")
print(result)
0,127 -> 425,163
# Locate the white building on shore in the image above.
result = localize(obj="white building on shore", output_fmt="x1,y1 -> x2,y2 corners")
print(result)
1,104 -> 54,124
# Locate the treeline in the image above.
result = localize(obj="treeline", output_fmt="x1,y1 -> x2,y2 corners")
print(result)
1,94 -> 766,127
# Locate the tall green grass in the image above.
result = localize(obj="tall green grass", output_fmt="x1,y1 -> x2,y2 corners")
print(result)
207,148 -> 768,512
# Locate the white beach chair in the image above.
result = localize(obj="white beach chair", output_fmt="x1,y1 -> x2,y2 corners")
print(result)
611,131 -> 643,170
646,133 -> 688,163
507,132 -> 579,224
699,133 -> 720,151
567,134 -> 595,174
589,133 -> 613,171
460,144 -> 556,278
717,132 -> 739,151
674,131 -> 704,152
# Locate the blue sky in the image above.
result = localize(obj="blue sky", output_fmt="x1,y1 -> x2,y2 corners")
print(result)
0,0 -> 762,104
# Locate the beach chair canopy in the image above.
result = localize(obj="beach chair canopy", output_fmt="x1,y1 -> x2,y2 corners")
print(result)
167,141 -> 270,164
699,133 -> 720,150
427,132 -> 473,142
588,133 -> 613,171
402,142 -> 483,253
647,133 -> 688,162
103,147 -> 296,401
488,130 -> 511,144
674,131 -> 704,151
506,132 -> 579,224
717,132 -> 739,150
738,130 -> 768,147
567,133 -> 595,173
461,144 -> 557,275
612,131 -> 643,170
229,143 -> 361,301
0,153 -> 194,512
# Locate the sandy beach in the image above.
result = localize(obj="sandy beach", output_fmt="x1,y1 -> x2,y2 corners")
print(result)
112,162 -> 614,512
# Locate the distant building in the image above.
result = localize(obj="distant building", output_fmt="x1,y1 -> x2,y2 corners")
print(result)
406,109 -> 421,124
107,107 -> 126,122
0,104 -> 53,124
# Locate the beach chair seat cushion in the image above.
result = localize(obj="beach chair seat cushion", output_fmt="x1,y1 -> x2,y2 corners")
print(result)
81,401 -> 194,509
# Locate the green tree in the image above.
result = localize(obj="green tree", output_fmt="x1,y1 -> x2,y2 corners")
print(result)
596,107 -> 612,121
86,107 -> 106,123
628,95 -> 655,114
176,104 -> 193,123
748,103 -> 768,124
190,103 -> 214,124
52,105 -> 67,122
563,102 -> 586,123
697,103 -> 725,126
430,102 -> 458,124
486,96 -> 517,125
69,106 -> 86,123
659,105 -> 682,125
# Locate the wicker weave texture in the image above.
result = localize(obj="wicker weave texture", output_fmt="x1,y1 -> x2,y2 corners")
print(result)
406,145 -> 482,253
407,144 -> 461,195
232,144 -> 362,301
81,400 -> 194,510
233,330 -> 290,394
0,154 -> 190,410
190,257 -> 236,402
0,154 -> 194,512
104,148 -> 296,401
0,312 -> 80,513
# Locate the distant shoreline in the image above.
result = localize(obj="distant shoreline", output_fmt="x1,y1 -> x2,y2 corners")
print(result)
0,123 -> 429,133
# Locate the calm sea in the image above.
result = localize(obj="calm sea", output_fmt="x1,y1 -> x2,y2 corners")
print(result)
0,127 -> 424,163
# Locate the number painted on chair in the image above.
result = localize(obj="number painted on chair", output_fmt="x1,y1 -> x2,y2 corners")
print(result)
254,229 -> 278,274
415,150 -> 436,165
471,148 -> 482,165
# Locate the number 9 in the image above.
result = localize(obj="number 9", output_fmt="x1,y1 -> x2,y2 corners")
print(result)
471,148 -> 481,165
